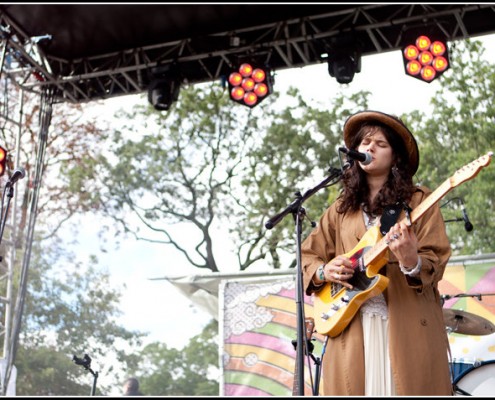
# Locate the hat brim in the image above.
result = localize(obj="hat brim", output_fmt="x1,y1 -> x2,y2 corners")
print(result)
343,110 -> 419,174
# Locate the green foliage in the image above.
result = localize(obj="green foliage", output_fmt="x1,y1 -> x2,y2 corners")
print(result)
14,235 -> 146,395
403,39 -> 495,255
15,346 -> 90,396
130,319 -> 219,396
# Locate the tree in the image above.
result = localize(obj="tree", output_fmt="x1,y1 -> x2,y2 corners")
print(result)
64,84 -> 280,272
13,234 -> 146,395
0,84 -> 145,395
129,319 -> 219,396
401,38 -> 495,255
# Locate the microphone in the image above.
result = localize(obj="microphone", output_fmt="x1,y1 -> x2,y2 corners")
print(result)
7,167 -> 26,186
339,147 -> 372,165
460,200 -> 474,232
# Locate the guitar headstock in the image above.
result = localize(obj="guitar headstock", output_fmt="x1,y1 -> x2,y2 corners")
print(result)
450,152 -> 492,188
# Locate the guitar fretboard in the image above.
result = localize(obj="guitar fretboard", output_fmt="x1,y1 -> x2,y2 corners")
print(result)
362,179 -> 453,268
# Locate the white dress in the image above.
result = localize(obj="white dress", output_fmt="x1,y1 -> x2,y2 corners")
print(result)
361,212 -> 397,396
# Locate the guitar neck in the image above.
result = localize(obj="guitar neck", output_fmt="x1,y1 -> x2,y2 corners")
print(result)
362,179 -> 453,267
408,179 -> 452,223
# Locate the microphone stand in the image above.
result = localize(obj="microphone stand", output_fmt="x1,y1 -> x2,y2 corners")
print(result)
265,162 -> 349,396
0,181 -> 16,260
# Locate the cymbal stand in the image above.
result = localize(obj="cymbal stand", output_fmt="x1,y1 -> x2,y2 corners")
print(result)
442,292 -> 495,307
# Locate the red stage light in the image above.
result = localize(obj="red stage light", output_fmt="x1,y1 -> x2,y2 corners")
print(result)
239,63 -> 253,77
0,146 -> 7,176
418,51 -> 434,65
231,87 -> 245,101
253,83 -> 268,97
402,34 -> 449,83
252,68 -> 265,82
432,56 -> 448,72
421,65 -> 436,81
227,62 -> 273,107
431,41 -> 446,56
241,78 -> 255,91
404,45 -> 419,61
228,72 -> 242,86
244,92 -> 258,107
406,60 -> 422,76
416,35 -> 431,51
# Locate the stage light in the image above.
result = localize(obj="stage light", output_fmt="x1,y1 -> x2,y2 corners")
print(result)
327,49 -> 361,84
325,32 -> 362,84
0,145 -> 6,176
148,63 -> 181,111
148,78 -> 181,111
402,34 -> 450,83
227,62 -> 273,108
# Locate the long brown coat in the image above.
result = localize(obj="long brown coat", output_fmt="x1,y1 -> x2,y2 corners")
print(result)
301,186 -> 453,396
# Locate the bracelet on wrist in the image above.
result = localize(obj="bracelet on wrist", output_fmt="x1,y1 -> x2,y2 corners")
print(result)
318,264 -> 326,282
400,257 -> 422,276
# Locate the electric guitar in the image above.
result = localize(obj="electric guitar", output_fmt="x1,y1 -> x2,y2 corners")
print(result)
313,152 -> 493,337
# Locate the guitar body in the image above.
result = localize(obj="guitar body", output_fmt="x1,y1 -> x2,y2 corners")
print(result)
313,226 -> 390,337
312,152 -> 492,338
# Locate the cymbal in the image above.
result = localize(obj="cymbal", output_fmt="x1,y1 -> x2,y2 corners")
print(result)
443,308 -> 495,335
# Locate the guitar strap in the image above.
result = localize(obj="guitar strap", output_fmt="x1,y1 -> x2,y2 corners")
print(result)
379,201 -> 412,235
379,201 -> 411,283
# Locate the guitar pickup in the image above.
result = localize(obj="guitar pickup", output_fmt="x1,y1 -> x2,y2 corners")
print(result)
321,299 -> 347,320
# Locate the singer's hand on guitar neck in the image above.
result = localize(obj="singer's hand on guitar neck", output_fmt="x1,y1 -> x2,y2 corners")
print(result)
385,221 -> 419,270
317,255 -> 354,289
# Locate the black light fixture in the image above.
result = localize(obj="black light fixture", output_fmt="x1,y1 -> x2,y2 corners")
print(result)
148,64 -> 181,111
326,33 -> 362,84
148,78 -> 180,111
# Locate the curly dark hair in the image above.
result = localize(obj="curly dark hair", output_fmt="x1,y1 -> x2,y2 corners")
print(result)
337,121 -> 416,216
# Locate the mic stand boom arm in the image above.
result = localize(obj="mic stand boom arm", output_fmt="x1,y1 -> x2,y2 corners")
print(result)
265,164 -> 347,396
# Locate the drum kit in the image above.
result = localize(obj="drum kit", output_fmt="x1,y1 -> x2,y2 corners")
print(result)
442,296 -> 495,396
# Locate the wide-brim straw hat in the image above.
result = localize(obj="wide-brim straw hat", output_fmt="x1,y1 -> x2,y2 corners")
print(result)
343,110 -> 419,174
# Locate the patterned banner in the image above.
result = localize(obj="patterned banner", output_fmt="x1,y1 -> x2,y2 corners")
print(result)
220,276 -> 325,396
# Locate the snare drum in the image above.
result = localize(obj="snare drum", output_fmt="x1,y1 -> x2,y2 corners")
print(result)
453,360 -> 495,396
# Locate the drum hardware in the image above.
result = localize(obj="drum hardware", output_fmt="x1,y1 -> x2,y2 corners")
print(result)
442,309 -> 495,336
441,292 -> 495,306
453,360 -> 495,396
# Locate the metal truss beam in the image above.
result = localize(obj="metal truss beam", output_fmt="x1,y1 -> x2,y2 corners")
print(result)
1,4 -> 494,105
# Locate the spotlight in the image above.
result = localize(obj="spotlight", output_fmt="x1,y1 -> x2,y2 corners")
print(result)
402,34 -> 449,83
148,78 -> 180,111
326,33 -> 362,84
148,63 -> 181,111
227,62 -> 273,108
327,50 -> 361,84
